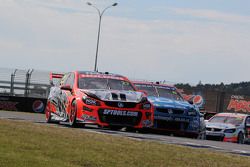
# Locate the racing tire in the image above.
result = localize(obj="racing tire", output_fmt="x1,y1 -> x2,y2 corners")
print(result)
69,100 -> 78,128
237,132 -> 245,144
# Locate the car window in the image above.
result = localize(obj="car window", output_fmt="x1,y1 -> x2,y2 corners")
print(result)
108,79 -> 134,91
209,116 -> 243,125
156,86 -> 184,101
65,73 -> 75,88
60,73 -> 70,86
78,77 -> 135,91
134,84 -> 158,96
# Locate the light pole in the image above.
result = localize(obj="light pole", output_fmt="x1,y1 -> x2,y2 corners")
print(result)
87,2 -> 118,72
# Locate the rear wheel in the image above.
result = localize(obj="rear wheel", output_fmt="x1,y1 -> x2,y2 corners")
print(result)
69,100 -> 78,128
237,132 -> 245,144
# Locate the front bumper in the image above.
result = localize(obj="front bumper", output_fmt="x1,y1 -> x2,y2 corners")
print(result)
153,114 -> 201,134
76,102 -> 153,128
206,131 -> 225,141
206,130 -> 238,143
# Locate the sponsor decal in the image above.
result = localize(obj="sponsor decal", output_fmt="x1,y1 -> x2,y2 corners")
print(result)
103,109 -> 138,117
183,94 -> 205,108
227,95 -> 250,113
0,101 -> 18,111
80,74 -> 124,80
168,109 -> 173,114
154,115 -> 189,122
32,100 -> 45,113
142,120 -> 152,127
81,114 -> 97,121
117,102 -> 124,108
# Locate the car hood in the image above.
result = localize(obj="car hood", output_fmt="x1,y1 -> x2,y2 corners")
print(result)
147,96 -> 193,110
206,122 -> 236,129
81,89 -> 144,103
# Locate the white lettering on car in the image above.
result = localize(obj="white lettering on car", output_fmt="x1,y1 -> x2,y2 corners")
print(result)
103,109 -> 138,117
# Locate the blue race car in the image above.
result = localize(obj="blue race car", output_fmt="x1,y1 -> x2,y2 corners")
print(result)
133,81 -> 206,138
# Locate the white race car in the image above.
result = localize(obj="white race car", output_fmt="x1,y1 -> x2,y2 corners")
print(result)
206,112 -> 250,144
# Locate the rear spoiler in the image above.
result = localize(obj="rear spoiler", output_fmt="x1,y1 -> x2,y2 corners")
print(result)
49,72 -> 64,85
50,73 -> 64,80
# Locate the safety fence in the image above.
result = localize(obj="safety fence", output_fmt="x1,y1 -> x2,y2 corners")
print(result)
0,68 -> 52,113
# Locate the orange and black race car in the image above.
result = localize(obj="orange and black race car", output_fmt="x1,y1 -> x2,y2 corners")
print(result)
45,71 -> 153,130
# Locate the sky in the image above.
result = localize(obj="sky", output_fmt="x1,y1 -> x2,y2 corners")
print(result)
0,0 -> 250,85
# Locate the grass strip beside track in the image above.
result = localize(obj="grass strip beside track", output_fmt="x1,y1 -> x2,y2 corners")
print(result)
0,119 -> 250,167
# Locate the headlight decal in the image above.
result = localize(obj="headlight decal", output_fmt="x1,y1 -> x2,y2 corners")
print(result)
82,96 -> 101,106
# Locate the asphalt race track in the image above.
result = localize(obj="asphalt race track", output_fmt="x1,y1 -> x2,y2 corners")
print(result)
1,110 -> 250,157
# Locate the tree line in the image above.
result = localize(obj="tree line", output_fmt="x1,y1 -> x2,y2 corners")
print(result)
175,81 -> 250,96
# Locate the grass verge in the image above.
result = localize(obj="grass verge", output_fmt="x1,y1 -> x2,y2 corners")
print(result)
0,119 -> 250,167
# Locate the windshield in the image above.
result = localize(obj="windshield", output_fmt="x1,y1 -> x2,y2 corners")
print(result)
134,84 -> 183,101
209,116 -> 244,125
156,86 -> 184,101
134,84 -> 158,96
78,77 -> 135,91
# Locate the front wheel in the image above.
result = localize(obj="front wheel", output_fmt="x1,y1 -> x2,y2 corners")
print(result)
237,132 -> 245,144
69,100 -> 78,128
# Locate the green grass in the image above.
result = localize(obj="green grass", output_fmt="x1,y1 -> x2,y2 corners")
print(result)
0,119 -> 250,167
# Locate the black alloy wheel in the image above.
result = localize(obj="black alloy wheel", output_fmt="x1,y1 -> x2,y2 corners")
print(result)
237,132 -> 245,144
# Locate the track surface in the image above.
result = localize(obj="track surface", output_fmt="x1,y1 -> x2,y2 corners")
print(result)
1,110 -> 250,157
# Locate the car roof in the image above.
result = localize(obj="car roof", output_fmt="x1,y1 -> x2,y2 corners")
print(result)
77,71 -> 128,80
214,112 -> 249,118
132,80 -> 176,89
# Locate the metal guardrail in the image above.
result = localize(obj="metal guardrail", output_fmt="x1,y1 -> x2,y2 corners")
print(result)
0,68 -> 51,98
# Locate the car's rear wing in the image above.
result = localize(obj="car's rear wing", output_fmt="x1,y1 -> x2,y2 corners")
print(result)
49,72 -> 64,86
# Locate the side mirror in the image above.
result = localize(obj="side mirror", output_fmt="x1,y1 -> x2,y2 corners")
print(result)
61,85 -> 72,91
246,123 -> 250,127
138,90 -> 148,96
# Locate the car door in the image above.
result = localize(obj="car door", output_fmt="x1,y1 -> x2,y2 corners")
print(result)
55,73 -> 70,119
60,72 -> 75,117
47,73 -> 66,116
